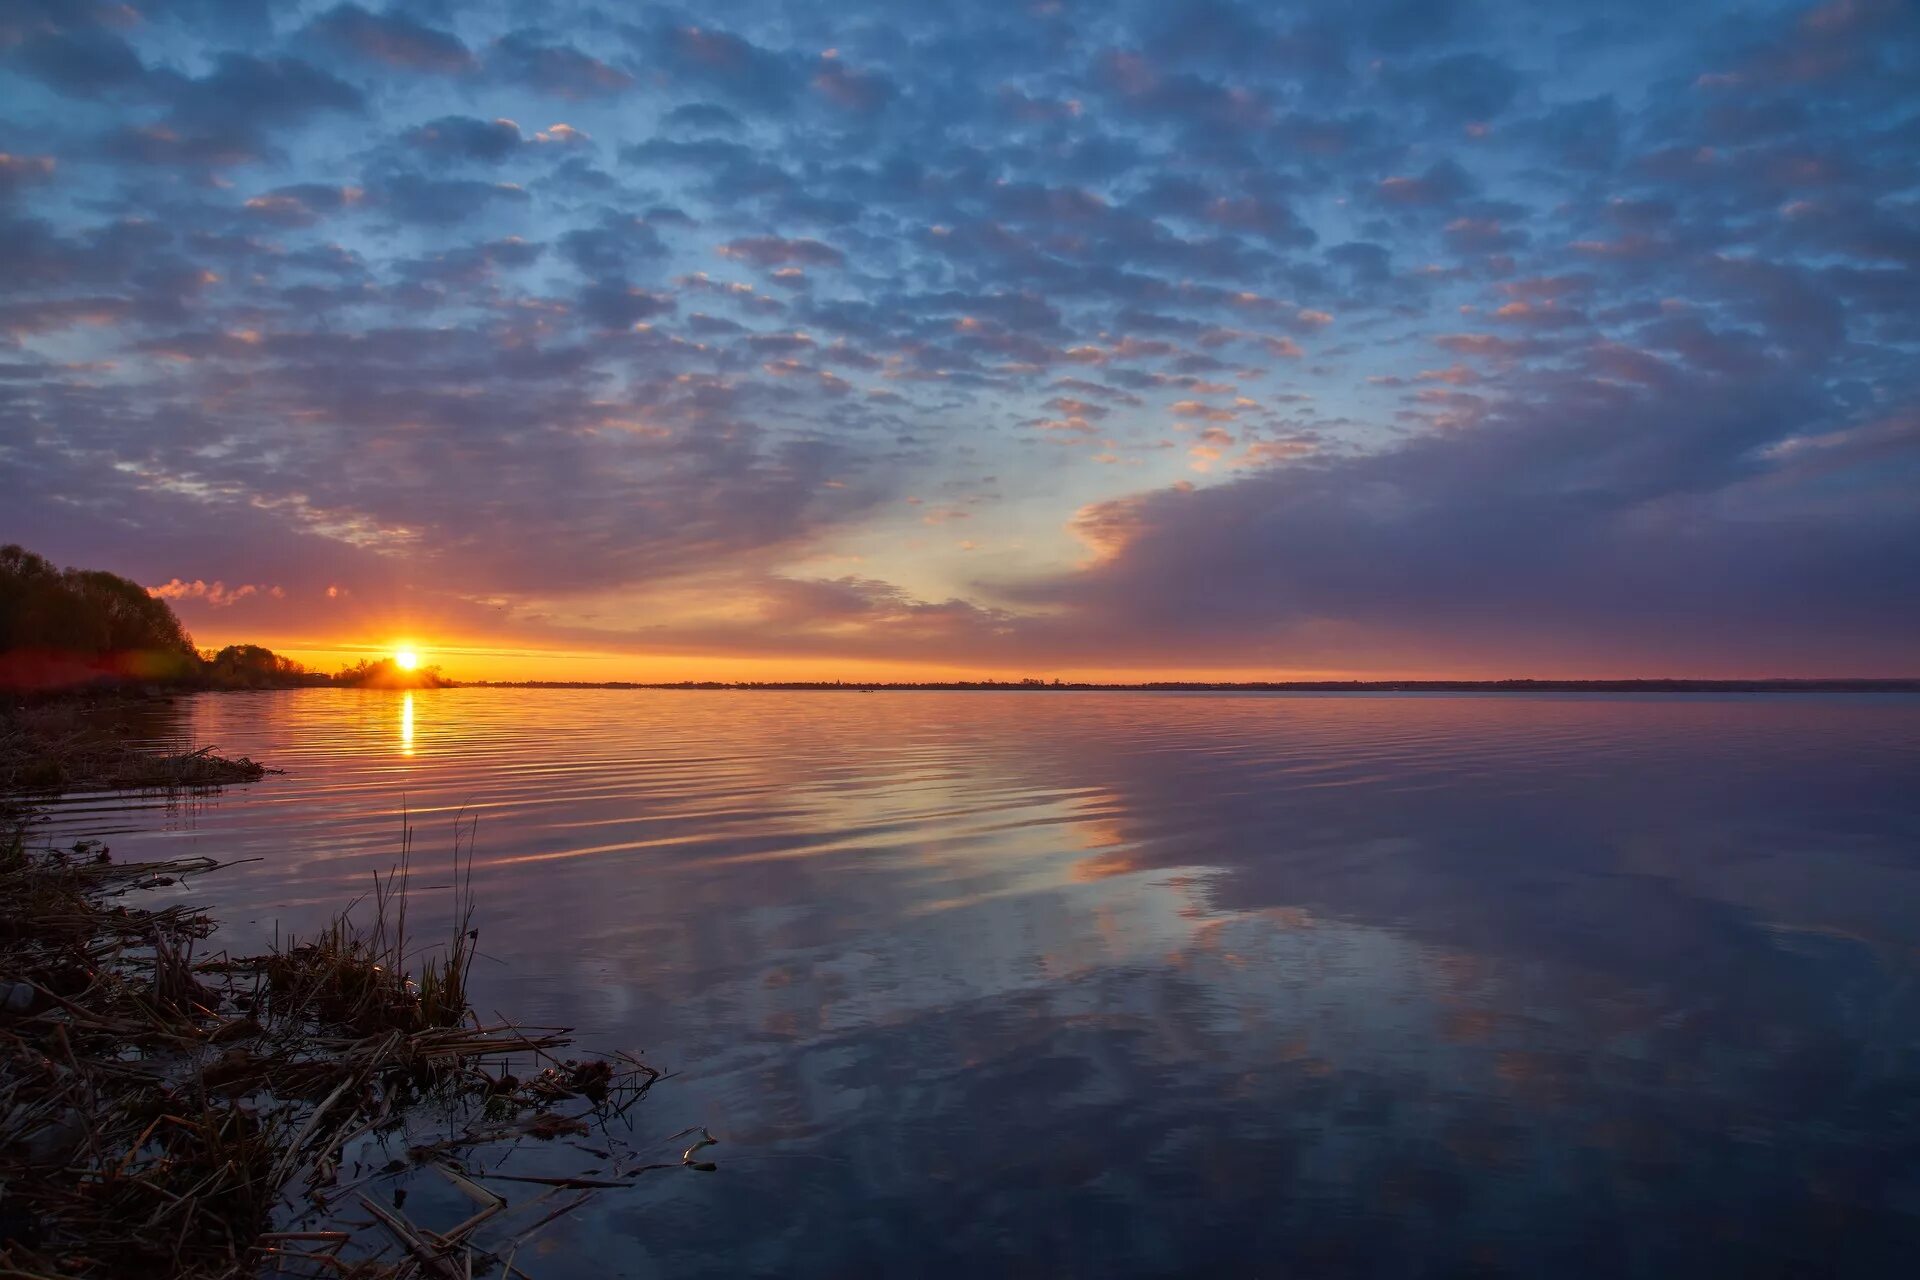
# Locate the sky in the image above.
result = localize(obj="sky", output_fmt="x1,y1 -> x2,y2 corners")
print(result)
2,0 -> 1917,680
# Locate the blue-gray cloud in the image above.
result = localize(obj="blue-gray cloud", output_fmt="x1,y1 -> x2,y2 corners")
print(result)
0,0 -> 1915,672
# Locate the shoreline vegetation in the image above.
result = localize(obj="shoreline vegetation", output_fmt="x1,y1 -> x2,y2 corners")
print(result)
3,544 -> 446,696
1,700 -> 273,796
1,717 -> 709,1277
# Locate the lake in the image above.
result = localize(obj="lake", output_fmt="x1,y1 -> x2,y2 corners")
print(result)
39,689 -> 1920,1276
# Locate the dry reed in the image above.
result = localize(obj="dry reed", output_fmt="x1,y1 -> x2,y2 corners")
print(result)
1,808 -> 705,1280
1,701 -> 270,796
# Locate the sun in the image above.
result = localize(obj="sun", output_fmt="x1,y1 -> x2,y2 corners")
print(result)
393,647 -> 419,671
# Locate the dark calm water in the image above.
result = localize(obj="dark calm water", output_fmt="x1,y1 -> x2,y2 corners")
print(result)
41,690 -> 1920,1276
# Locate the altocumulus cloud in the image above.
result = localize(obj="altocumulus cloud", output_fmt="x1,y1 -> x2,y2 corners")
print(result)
0,0 -> 1915,673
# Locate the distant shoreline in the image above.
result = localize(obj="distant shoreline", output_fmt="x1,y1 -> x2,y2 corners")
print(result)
448,678 -> 1920,694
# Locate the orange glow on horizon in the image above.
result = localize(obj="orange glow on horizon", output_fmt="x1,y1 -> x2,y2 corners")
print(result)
190,630 -> 1857,686
207,634 -> 1438,685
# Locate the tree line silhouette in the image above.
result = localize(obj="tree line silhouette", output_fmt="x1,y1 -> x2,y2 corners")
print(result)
1,545 -> 442,692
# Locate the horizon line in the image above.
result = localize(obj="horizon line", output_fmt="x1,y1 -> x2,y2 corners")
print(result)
440,676 -> 1920,692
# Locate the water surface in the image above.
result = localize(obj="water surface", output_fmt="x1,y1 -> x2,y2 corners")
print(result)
47,690 -> 1920,1276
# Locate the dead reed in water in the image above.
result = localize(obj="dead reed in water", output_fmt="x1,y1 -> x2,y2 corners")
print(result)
1,701 -> 270,796
0,816 -> 708,1280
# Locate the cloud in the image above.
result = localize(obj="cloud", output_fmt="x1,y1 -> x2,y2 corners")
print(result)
1385,53 -> 1523,122
393,236 -> 544,285
0,0 -> 1914,676
166,53 -> 365,126
662,103 -> 745,132
9,25 -> 147,95
1374,159 -> 1475,207
811,55 -> 896,113
1003,372 -> 1920,672
309,5 -> 475,74
149,578 -> 283,606
576,280 -> 675,327
71,50 -> 364,173
365,174 -> 530,224
716,236 -> 845,268
242,182 -> 364,227
558,215 -> 667,274
644,21 -> 799,109
490,31 -> 633,98
402,115 -> 525,164
0,153 -> 57,202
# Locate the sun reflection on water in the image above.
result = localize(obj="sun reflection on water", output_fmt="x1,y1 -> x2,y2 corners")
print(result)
399,691 -> 414,756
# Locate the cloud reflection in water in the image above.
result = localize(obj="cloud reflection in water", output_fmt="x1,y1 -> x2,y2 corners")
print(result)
62,690 -> 1920,1277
